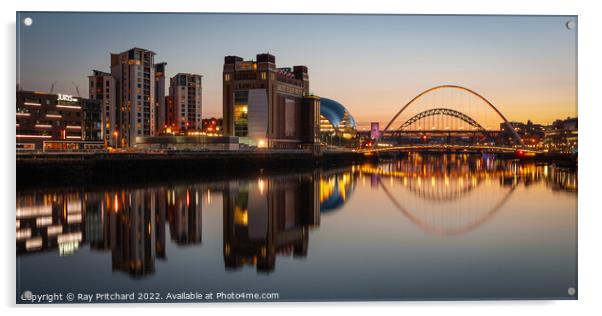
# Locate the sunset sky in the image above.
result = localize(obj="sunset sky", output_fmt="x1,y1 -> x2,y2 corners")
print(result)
17,13 -> 577,129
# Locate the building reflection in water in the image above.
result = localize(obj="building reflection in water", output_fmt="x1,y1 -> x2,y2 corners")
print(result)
17,192 -> 84,255
319,169 -> 355,213
16,154 -> 576,276
222,173 -> 321,273
167,187 -> 202,245
17,186 -> 204,278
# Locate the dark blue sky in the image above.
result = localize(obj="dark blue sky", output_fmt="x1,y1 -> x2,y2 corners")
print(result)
17,13 -> 576,126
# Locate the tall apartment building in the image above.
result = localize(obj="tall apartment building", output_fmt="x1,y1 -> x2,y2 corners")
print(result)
222,53 -> 318,149
110,47 -> 156,147
154,62 -> 167,133
88,70 -> 116,146
169,73 -> 202,131
165,95 -> 175,131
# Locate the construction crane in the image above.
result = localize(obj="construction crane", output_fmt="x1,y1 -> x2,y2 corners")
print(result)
71,82 -> 81,98
49,81 -> 58,93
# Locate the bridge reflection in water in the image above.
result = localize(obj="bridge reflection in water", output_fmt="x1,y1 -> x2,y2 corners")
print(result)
16,154 -> 576,278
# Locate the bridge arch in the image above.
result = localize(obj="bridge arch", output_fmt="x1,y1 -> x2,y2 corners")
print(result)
398,107 -> 486,131
383,85 -> 523,145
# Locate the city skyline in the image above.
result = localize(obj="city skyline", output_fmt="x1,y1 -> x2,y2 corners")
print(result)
14,11 -> 580,304
17,13 -> 577,128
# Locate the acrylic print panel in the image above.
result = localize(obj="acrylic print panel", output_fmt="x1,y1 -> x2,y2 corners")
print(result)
15,12 -> 577,303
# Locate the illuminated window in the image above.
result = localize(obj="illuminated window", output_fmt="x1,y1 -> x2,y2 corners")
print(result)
261,71 -> 267,80
224,73 -> 230,82
233,91 -> 248,137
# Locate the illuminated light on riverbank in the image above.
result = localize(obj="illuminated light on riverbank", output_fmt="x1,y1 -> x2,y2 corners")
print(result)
257,139 -> 267,148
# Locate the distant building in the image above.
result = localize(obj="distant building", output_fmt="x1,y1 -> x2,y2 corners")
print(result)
110,47 -> 157,147
544,117 -> 578,152
319,97 -> 357,145
499,120 -> 545,146
154,62 -> 168,133
16,90 -> 103,151
165,95 -> 175,132
90,50 -> 166,147
169,73 -> 203,131
82,99 -> 102,141
88,70 -> 116,147
222,53 -> 319,149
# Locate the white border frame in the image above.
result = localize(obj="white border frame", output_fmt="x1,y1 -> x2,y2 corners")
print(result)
2,0 -> 601,315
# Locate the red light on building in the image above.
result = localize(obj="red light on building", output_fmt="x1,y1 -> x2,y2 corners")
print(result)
516,149 -> 525,157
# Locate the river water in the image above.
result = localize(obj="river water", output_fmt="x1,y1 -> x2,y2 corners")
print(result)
16,154 -> 577,302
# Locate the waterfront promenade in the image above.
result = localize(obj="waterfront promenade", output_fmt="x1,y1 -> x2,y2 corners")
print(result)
16,148 -> 576,189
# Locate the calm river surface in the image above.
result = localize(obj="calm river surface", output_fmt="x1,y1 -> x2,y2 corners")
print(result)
16,154 -> 577,302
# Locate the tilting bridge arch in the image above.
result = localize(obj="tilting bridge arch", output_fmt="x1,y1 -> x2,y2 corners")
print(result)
380,85 -> 523,146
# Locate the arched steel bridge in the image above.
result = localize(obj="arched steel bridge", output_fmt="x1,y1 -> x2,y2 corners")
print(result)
375,85 -> 524,148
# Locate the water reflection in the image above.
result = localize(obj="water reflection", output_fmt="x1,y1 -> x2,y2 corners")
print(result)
356,154 -> 577,236
223,174 -> 320,273
16,154 -> 576,279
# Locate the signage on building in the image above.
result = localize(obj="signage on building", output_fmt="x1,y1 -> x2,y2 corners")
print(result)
370,122 -> 381,140
57,94 -> 78,102
235,61 -> 256,71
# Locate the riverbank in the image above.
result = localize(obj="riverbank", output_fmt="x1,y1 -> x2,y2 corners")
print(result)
16,150 -> 576,189
16,150 -> 365,189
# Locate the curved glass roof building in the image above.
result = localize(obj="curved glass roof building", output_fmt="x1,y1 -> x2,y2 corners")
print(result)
319,98 -> 357,139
